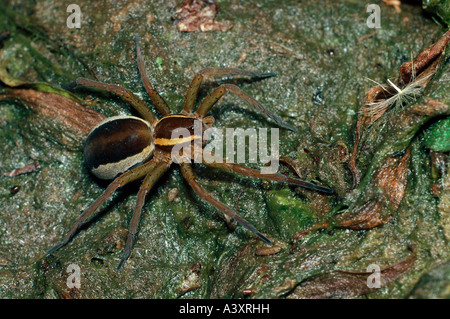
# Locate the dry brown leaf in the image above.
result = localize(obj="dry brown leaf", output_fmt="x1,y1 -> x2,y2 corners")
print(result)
287,248 -> 415,299
375,148 -> 410,210
291,150 -> 410,241
412,98 -> 450,117
334,201 -> 392,230
291,199 -> 395,244
399,30 -> 450,84
350,30 -> 449,187
255,245 -> 282,256
0,88 -> 105,135
172,0 -> 233,32
3,161 -> 41,177
361,84 -> 397,124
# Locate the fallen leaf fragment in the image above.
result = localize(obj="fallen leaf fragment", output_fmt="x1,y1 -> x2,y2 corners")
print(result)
375,148 -> 410,210
399,30 -> 450,84
350,30 -> 449,187
287,247 -> 415,299
291,151 -> 410,242
255,245 -> 282,256
0,88 -> 105,135
178,262 -> 202,295
412,98 -> 450,117
168,188 -> 179,202
3,161 -> 41,177
172,0 -> 233,32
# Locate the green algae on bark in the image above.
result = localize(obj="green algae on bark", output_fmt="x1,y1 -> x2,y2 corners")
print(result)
424,118 -> 450,152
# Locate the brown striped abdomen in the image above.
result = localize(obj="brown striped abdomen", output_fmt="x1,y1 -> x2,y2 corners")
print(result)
84,116 -> 154,180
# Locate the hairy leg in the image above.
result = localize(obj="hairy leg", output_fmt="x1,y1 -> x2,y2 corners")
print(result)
134,35 -> 172,116
201,150 -> 333,194
195,83 -> 297,131
66,77 -> 157,124
117,161 -> 171,270
182,68 -> 275,114
179,162 -> 272,245
46,160 -> 158,256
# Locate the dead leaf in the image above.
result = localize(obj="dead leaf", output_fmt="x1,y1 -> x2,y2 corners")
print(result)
172,0 -> 233,32
287,247 -> 416,298
292,201 -> 393,244
3,161 -> 41,177
350,30 -> 449,187
412,98 -> 450,117
361,84 -> 397,123
178,262 -> 202,295
255,245 -> 282,256
335,201 -> 391,230
375,148 -> 410,210
291,152 -> 410,241
399,30 -> 450,84
0,88 -> 105,135
168,187 -> 179,202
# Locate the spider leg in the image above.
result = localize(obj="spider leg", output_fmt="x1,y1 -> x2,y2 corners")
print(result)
65,77 -> 157,124
117,161 -> 171,270
194,83 -> 297,131
46,160 -> 158,257
134,35 -> 172,116
200,149 -> 333,194
179,162 -> 273,245
182,68 -> 275,114
182,73 -> 203,114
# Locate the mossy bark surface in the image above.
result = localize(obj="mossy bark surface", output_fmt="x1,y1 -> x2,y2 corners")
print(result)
0,0 -> 449,298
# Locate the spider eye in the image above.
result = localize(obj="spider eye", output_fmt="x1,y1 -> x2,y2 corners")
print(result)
84,116 -> 154,180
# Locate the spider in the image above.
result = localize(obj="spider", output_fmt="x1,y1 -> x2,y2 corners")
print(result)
46,35 -> 333,270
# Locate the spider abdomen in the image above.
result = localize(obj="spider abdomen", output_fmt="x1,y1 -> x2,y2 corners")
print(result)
84,116 -> 154,180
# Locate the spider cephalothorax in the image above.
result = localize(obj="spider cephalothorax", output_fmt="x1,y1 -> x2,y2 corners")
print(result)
46,35 -> 332,270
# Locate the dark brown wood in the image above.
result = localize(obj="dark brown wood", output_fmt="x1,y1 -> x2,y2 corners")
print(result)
0,88 -> 106,135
